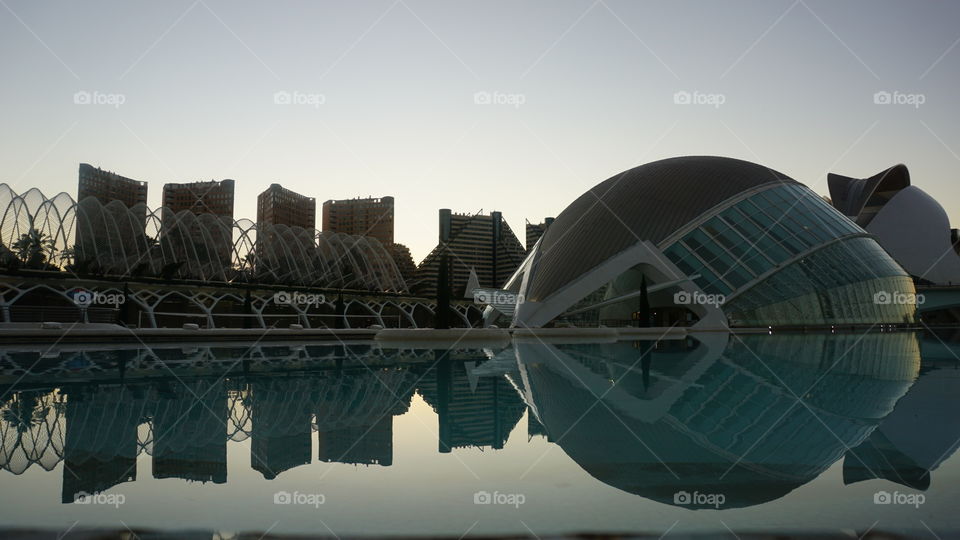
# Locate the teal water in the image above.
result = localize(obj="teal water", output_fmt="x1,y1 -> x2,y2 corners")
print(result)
0,332 -> 957,537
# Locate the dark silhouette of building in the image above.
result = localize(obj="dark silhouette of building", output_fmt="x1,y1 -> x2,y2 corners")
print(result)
160,179 -> 235,271
75,164 -> 149,264
162,179 -> 235,218
415,211 -> 526,297
313,369 -> 415,467
383,242 -> 418,287
249,380 -> 313,479
256,183 -> 316,230
525,217 -> 554,252
417,358 -> 527,451
152,381 -> 227,484
60,386 -> 141,502
322,196 -> 394,244
317,417 -> 393,466
78,163 -> 148,208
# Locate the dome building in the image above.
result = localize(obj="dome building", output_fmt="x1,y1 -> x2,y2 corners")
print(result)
494,156 -> 917,328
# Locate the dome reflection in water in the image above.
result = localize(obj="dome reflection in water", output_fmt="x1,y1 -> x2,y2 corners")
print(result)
513,332 -> 923,509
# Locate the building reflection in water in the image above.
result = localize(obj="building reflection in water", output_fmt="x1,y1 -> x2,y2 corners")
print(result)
0,333 -> 956,508
513,332 -> 933,508
843,336 -> 960,491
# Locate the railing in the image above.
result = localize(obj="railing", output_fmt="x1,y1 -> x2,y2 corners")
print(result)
138,311 -> 405,329
8,305 -> 118,324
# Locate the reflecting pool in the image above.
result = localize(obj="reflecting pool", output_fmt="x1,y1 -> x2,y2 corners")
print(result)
0,332 -> 958,537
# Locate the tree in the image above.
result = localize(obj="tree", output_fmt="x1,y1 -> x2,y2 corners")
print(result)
12,228 -> 57,269
1,391 -> 48,434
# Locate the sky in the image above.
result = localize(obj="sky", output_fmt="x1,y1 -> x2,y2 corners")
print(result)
1,0 -> 959,263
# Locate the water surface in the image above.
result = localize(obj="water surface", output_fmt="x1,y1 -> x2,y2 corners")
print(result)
0,332 -> 957,536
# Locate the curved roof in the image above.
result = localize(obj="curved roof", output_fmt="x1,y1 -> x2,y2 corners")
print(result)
827,163 -> 910,223
866,185 -> 960,284
527,156 -> 797,302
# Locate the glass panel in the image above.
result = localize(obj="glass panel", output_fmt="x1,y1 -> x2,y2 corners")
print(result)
725,237 -> 915,326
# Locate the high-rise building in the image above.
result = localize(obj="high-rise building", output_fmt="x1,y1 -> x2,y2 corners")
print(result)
78,163 -> 148,207
317,418 -> 394,466
249,380 -> 312,480
152,381 -> 227,484
256,183 -> 316,230
417,359 -> 527,451
383,242 -> 418,287
75,164 -> 149,264
160,179 -> 235,275
162,179 -> 235,218
525,217 -> 554,252
60,386 -> 138,502
415,210 -> 526,297
321,196 -> 394,244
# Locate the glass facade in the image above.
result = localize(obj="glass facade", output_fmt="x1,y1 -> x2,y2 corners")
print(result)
724,238 -> 916,325
660,183 -> 916,325
662,184 -> 864,295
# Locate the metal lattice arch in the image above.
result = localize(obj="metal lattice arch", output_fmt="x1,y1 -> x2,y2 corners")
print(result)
0,184 -> 407,292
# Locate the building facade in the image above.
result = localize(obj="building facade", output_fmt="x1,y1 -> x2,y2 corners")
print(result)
256,183 -> 315,230
321,196 -> 394,244
383,242 -> 418,288
415,211 -> 526,298
78,163 -> 148,207
525,217 -> 554,252
162,179 -> 235,218
75,164 -> 149,266
160,179 -> 236,271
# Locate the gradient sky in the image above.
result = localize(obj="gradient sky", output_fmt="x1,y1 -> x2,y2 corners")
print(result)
2,0 -> 959,262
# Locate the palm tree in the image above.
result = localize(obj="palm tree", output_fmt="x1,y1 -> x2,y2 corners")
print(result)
12,228 -> 57,269
1,392 -> 48,434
